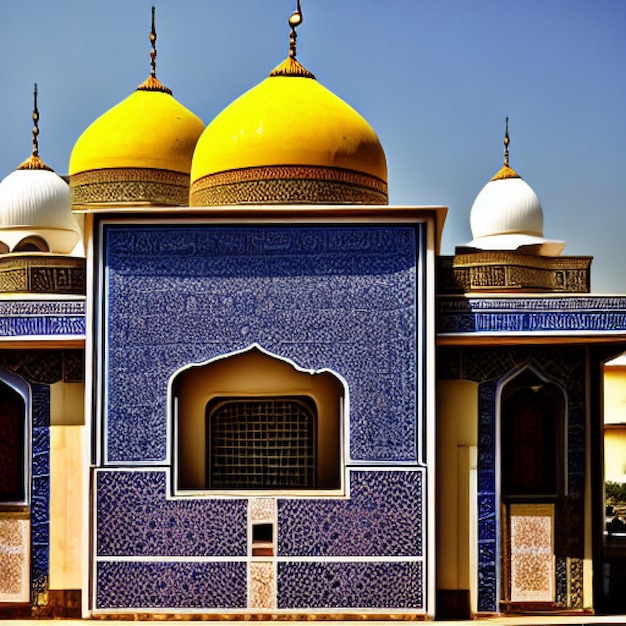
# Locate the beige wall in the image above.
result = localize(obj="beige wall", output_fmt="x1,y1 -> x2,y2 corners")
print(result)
436,379 -> 478,594
605,427 -> 626,483
603,363 -> 626,483
49,382 -> 84,590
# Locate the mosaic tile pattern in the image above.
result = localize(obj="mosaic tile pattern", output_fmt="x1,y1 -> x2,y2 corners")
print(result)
509,504 -> 554,602
249,561 -> 276,610
31,383 -> 50,606
0,350 -> 83,385
0,516 -> 29,601
555,555 -> 568,606
278,470 -> 423,557
103,225 -> 421,464
477,381 -> 498,613
277,561 -> 423,609
438,295 -> 626,334
96,561 -> 247,609
96,470 -> 247,557
0,299 -> 85,338
569,557 -> 584,609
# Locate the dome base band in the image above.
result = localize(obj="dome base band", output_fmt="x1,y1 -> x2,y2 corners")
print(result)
70,168 -> 190,207
191,165 -> 388,206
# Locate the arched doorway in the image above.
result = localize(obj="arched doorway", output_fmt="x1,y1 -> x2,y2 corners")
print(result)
500,368 -> 565,609
0,371 -> 30,604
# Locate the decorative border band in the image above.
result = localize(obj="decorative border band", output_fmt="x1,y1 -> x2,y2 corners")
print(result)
190,165 -> 388,206
0,299 -> 86,338
70,168 -> 190,207
437,295 -> 626,335
0,256 -> 85,294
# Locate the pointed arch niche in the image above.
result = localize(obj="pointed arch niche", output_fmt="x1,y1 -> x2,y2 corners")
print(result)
172,346 -> 345,495
499,366 -> 567,607
0,369 -> 31,604
0,370 -> 30,505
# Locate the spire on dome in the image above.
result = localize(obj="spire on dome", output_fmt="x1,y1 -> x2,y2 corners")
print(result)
17,83 -> 53,172
137,6 -> 173,95
270,0 -> 315,78
504,116 -> 510,167
149,5 -> 158,78
289,0 -> 303,59
491,117 -> 520,181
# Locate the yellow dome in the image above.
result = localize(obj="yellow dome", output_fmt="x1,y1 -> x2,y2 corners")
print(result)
190,58 -> 388,206
69,77 -> 204,208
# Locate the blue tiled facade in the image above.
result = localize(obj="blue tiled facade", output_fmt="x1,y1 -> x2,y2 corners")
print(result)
96,561 -> 248,610
103,225 -> 421,464
93,221 -> 428,614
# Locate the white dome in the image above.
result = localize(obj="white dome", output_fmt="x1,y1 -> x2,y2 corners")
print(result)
0,166 -> 81,254
467,165 -> 564,256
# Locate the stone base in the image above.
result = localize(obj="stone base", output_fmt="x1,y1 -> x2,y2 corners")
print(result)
0,590 -> 81,619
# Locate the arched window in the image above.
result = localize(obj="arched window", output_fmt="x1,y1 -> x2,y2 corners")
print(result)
173,346 -> 344,493
0,377 -> 28,504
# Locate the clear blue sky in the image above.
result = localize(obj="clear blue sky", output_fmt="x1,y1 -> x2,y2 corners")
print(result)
1,1 -> 625,292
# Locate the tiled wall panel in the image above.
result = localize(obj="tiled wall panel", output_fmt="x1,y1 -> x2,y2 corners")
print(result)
96,561 -> 247,609
277,561 -> 423,609
96,470 -> 247,557
103,225 -> 421,464
278,470 -> 423,557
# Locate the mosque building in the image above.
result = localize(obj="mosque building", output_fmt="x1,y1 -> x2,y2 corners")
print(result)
1,4 -> 626,621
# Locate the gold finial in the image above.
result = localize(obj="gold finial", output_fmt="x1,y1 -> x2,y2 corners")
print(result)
269,0 -> 315,78
491,117 -> 520,181
32,83 -> 40,157
17,83 -> 53,171
289,0 -> 303,59
137,6 -> 173,94
503,116 -> 510,167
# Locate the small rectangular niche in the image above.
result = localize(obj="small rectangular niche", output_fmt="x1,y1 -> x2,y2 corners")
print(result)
252,523 -> 274,557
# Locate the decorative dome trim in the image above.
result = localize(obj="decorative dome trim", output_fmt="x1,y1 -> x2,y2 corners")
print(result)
17,154 -> 53,172
269,57 -> 315,79
190,164 -> 388,206
136,75 -> 173,95
491,164 -> 520,181
70,167 -> 191,207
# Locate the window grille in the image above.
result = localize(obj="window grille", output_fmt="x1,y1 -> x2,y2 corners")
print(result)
207,397 -> 316,490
